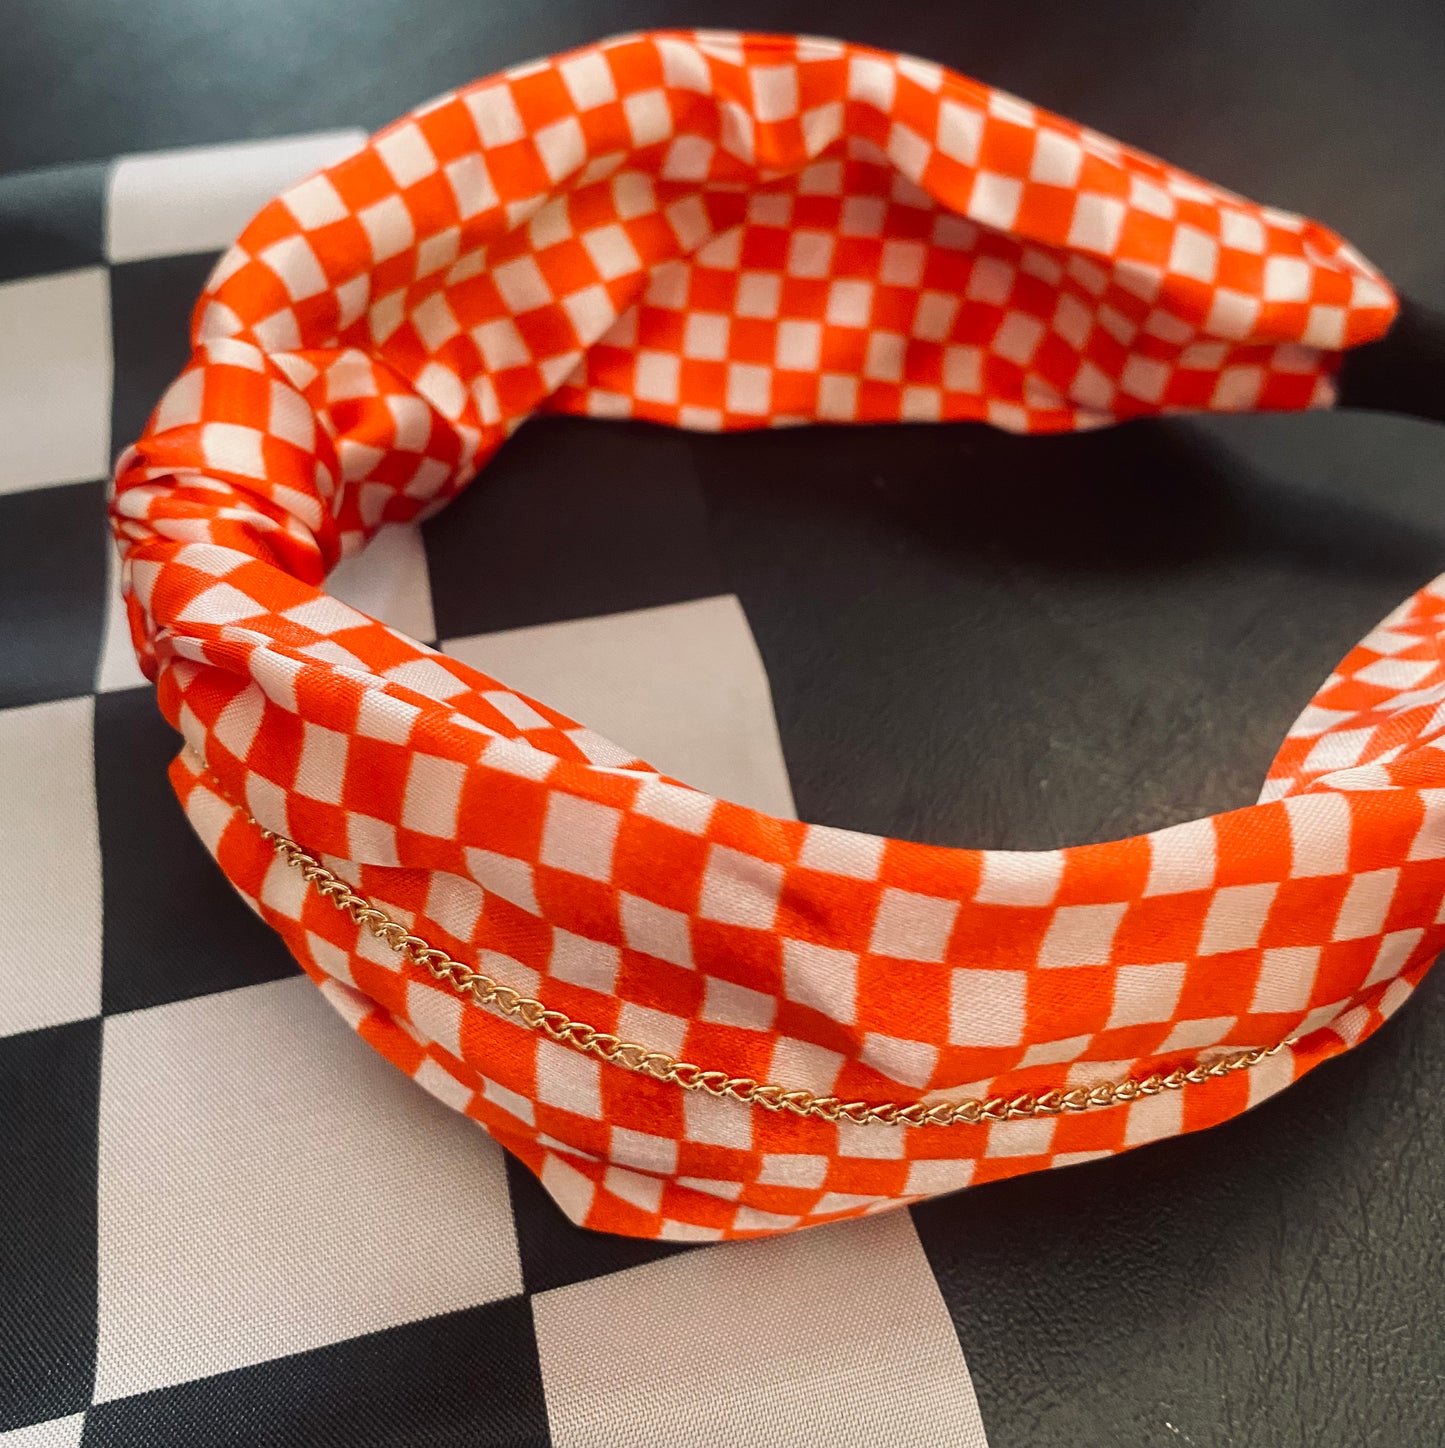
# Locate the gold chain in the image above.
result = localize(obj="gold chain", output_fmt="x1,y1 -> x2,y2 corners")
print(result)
261,825 -> 1294,1128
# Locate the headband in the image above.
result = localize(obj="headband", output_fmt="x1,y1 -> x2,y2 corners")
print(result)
112,30 -> 1443,1242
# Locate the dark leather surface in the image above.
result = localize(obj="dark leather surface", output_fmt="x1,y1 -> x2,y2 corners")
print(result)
3,3 -> 1442,1443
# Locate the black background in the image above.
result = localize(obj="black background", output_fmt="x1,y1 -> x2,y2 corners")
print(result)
3,3 -> 1443,1444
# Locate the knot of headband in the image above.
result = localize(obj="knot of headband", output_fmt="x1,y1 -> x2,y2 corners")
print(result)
112,29 -> 1443,1241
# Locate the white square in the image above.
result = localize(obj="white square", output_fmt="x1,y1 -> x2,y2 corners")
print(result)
1205,288 -> 1262,340
949,968 -> 1026,1046
1220,210 -> 1266,253
1158,1016 -> 1237,1053
826,278 -> 874,328
107,130 -> 366,262
95,978 -> 521,1400
1282,791 -> 1352,877
880,239 -> 927,288
972,845 -> 1065,903
775,319 -> 822,371
970,172 -> 1023,232
1250,945 -> 1320,1014
259,234 -> 329,302
750,63 -> 799,121
905,1159 -> 976,1195
936,100 -> 984,166
1145,816 -> 1217,895
425,871 -> 484,943
863,332 -> 906,383
624,88 -> 672,148
994,312 -> 1045,365
877,122 -> 924,185
534,115 -> 587,183
617,1001 -> 689,1058
786,230 -> 835,278
357,194 -> 415,263
847,54 -> 897,108
1038,901 -> 1127,967
736,270 -> 782,318
406,980 -> 464,1057
1169,225 -> 1219,284
282,174 -> 350,231
683,311 -> 730,360
1107,961 -> 1186,1028
701,975 -> 777,1031
1263,255 -> 1312,302
0,698 -> 102,1039
985,1116 -> 1056,1158
1031,129 -> 1082,186
1365,929 -> 1422,989
1212,365 -> 1264,411
0,269 -> 111,495
376,122 -> 438,188
1334,867 -> 1399,940
943,345 -> 983,392
582,221 -> 643,280
965,254 -> 1014,305
769,1036 -> 845,1094
798,823 -> 885,879
1124,1089 -> 1183,1146
410,291 -> 460,352
1019,1034 -> 1093,1068
758,1153 -> 829,1188
870,887 -> 959,962
294,720 -> 349,804
818,373 -> 859,419
1068,194 -> 1126,255
548,927 -> 621,994
840,195 -> 886,237
327,523 -> 436,642
913,291 -> 959,342
1198,882 -> 1277,955
560,50 -> 617,110
539,791 -> 622,882
632,776 -> 716,835
698,844 -> 783,929
493,254 -> 552,313
1128,177 -> 1175,219
440,153 -> 498,222
835,1120 -> 905,1158
683,1088 -> 753,1150
620,892 -> 693,967
473,317 -> 531,372
781,937 -> 859,1024
634,350 -> 681,404
725,362 -> 771,415
860,1033 -> 938,1088
611,1126 -> 678,1176
531,1210 -> 986,1443
536,1041 -> 604,1118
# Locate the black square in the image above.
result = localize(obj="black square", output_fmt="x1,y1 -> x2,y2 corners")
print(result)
81,1294 -> 550,1448
424,416 -> 727,640
0,1017 -> 100,1431
0,161 -> 106,284
94,687 -> 298,1016
109,250 -> 218,461
505,1153 -> 692,1297
0,479 -> 109,709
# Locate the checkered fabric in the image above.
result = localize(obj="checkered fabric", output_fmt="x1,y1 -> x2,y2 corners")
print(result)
106,29 -> 1439,1243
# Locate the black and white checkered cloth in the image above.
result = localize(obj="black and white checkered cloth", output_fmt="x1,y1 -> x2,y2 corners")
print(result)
2,129 -> 1442,1448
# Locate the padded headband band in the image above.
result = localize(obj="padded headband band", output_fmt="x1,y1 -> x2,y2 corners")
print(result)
113,30 -> 1443,1241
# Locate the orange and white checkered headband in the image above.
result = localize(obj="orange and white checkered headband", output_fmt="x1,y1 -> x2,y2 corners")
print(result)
112,30 -> 1442,1242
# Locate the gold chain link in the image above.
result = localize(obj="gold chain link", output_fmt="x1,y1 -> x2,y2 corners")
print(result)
261,825 -> 1294,1128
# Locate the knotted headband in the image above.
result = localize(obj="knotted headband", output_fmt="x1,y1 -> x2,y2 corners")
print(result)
113,30 -> 1445,1242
